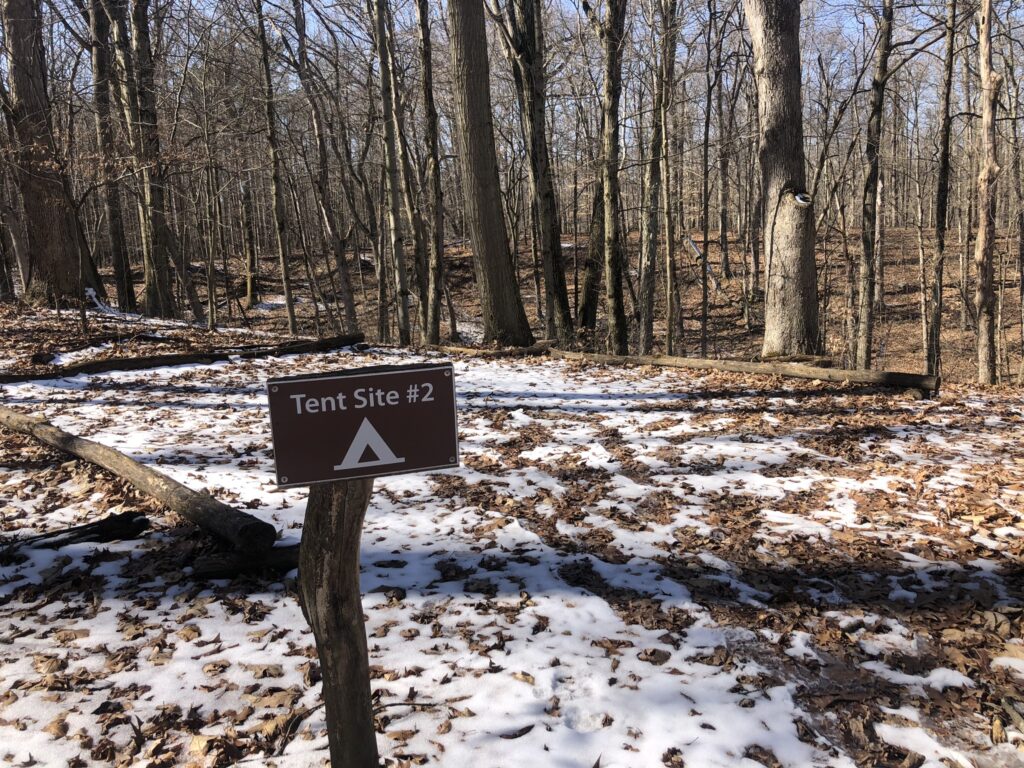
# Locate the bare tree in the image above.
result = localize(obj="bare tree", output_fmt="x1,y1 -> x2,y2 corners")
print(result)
583,0 -> 629,355
743,0 -> 819,357
447,0 -> 534,346
639,0 -> 679,354
489,0 -> 574,344
974,0 -> 1000,384
1,0 -> 96,305
927,0 -> 957,378
855,0 -> 894,369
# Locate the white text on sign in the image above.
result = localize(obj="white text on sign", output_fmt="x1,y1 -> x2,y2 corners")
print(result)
289,383 -> 435,415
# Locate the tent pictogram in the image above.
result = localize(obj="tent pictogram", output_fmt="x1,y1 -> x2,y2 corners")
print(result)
333,418 -> 405,471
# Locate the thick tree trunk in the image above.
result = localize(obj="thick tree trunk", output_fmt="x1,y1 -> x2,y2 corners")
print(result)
0,166 -> 30,293
974,0 -> 1000,385
447,0 -> 533,346
2,0 -> 89,305
744,0 -> 819,358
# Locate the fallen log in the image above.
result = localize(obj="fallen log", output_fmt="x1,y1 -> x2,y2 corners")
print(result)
423,340 -> 553,359
0,406 -> 278,552
30,333 -> 170,364
191,545 -> 299,578
0,332 -> 366,384
549,349 -> 940,394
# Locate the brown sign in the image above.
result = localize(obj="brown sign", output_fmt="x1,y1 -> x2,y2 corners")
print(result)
266,363 -> 459,487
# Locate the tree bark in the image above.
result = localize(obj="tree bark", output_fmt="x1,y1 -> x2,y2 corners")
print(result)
2,0 -> 91,305
927,0 -> 956,378
289,0 -> 358,334
131,0 -> 205,323
373,0 -> 412,344
584,0 -> 629,354
744,0 -> 819,358
639,0 -> 679,354
298,479 -> 380,768
492,0 -> 574,345
974,0 -> 1000,385
578,177 -> 604,333
447,0 -> 534,346
855,0 -> 894,369
416,0 -> 446,345
89,0 -> 135,313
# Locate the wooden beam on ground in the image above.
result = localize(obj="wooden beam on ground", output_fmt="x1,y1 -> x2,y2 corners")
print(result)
423,340 -> 554,359
549,349 -> 940,394
191,545 -> 300,578
0,333 -> 366,384
0,407 -> 278,552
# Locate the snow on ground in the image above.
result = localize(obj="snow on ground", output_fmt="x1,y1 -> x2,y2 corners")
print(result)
2,347 -> 1024,767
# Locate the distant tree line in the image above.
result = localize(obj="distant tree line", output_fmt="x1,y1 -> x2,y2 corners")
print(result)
0,0 -> 1020,383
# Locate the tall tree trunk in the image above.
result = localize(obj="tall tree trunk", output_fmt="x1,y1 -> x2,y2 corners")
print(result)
662,83 -> 681,355
855,0 -> 893,369
447,0 -> 533,346
290,0 -> 358,333
373,0 -> 412,344
241,176 -> 260,309
90,0 -> 135,312
974,0 -> 1000,385
639,0 -> 679,354
492,0 -> 574,345
416,0 -> 446,344
2,0 -> 92,305
131,0 -> 205,323
744,0 -> 819,357
927,0 -> 956,377
255,0 -> 297,334
382,1 -> 430,339
585,0 -> 629,354
579,177 -> 604,332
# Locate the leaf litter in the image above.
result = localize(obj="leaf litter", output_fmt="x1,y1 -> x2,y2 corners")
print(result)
1,333 -> 1023,766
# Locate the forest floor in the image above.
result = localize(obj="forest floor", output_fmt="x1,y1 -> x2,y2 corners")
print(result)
1,305 -> 1023,767
213,226 -> 1024,386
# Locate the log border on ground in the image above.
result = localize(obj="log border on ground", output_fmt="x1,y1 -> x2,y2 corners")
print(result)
548,348 -> 940,395
0,407 -> 278,552
0,332 -> 366,384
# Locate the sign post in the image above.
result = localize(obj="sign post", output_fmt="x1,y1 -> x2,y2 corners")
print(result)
267,363 -> 459,767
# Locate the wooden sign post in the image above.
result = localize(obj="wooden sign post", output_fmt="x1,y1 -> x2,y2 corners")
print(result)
267,363 -> 459,767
